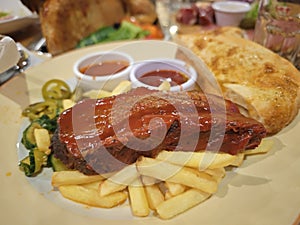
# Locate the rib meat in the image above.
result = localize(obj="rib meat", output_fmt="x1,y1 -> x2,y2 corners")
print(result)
51,88 -> 266,174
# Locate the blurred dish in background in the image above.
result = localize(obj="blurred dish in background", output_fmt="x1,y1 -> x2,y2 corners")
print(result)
0,11 -> 14,21
253,0 -> 300,69
212,1 -> 251,27
76,20 -> 163,49
171,0 -> 259,35
176,2 -> 215,26
21,0 -> 161,56
0,0 -> 38,34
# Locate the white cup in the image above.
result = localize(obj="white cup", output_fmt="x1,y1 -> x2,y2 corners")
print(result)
212,1 -> 251,27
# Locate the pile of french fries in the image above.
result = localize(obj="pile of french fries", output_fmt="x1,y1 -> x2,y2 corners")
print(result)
51,138 -> 273,219
81,79 -> 170,100
51,80 -> 273,219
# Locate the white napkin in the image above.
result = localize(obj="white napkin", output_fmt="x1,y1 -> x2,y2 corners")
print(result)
0,35 -> 20,73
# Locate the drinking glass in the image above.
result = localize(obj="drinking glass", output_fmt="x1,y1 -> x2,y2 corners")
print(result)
253,0 -> 300,69
155,0 -> 186,40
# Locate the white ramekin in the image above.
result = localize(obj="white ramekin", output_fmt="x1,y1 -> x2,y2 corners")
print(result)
73,51 -> 134,91
212,1 -> 251,27
129,58 -> 197,92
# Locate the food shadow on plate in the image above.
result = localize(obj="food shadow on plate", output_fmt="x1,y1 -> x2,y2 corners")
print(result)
242,137 -> 284,167
215,137 -> 284,198
215,171 -> 271,198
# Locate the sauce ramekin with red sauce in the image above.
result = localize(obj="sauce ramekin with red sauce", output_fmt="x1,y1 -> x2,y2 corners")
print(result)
130,59 -> 197,91
73,51 -> 133,91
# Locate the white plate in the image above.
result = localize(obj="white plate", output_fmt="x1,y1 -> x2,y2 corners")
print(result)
1,40 -> 300,225
0,0 -> 38,34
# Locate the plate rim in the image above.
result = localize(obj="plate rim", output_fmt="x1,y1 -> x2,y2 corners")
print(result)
1,40 -> 300,225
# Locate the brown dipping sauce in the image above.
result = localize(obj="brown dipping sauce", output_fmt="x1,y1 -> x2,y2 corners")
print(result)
138,70 -> 188,87
80,61 -> 129,76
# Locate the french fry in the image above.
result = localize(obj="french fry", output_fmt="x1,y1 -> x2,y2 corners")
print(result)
136,156 -> 182,181
81,180 -> 104,191
144,183 -> 164,210
34,128 -> 51,154
156,150 -> 238,170
169,167 -> 217,194
58,185 -> 127,208
62,99 -> 75,110
136,157 -> 218,194
98,180 -> 127,197
244,138 -> 274,155
99,164 -> 139,196
156,189 -> 211,219
128,177 -> 150,217
158,80 -> 171,91
83,89 -> 112,99
141,176 -> 165,209
157,181 -> 168,196
230,153 -> 245,167
51,170 -> 104,187
111,80 -> 132,95
164,191 -> 173,200
141,175 -> 157,186
204,168 -> 226,182
164,181 -> 186,196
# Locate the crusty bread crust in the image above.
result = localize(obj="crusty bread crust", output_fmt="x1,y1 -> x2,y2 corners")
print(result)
175,27 -> 300,134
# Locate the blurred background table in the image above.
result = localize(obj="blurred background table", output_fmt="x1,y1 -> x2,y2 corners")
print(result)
6,21 -> 43,50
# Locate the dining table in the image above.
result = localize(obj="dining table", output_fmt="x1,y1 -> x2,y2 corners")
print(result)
1,15 -> 300,225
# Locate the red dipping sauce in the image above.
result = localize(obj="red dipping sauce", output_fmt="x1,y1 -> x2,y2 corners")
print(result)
138,70 -> 188,87
80,61 -> 129,76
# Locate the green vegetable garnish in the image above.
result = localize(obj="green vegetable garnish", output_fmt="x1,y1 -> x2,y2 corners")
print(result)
77,21 -> 150,48
19,79 -> 71,177
19,148 -> 48,177
0,11 -> 9,18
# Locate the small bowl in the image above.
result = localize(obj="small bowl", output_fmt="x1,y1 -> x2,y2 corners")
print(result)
129,58 -> 197,92
73,51 -> 134,91
212,1 -> 251,27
